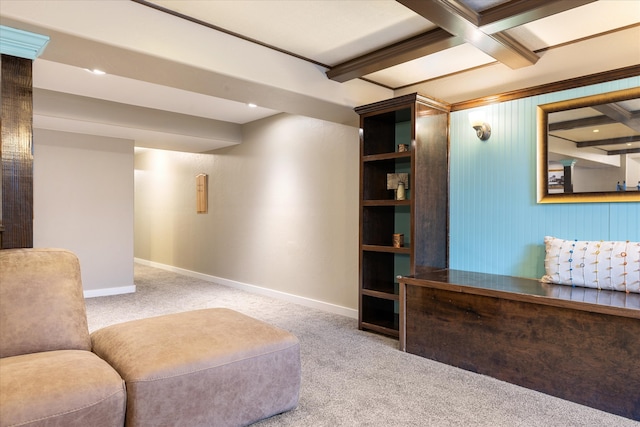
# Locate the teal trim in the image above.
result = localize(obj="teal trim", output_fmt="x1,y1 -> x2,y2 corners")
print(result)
0,26 -> 49,60
449,77 -> 640,279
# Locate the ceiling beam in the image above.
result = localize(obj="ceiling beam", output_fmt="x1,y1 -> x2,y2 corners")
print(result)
326,29 -> 463,83
576,135 -> 640,148
607,147 -> 640,156
549,109 -> 640,132
397,0 -> 538,69
592,104 -> 640,132
478,0 -> 597,34
549,115 -> 616,132
327,0 -> 596,83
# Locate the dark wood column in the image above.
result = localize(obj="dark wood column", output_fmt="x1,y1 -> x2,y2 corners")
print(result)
560,159 -> 575,194
1,54 -> 34,248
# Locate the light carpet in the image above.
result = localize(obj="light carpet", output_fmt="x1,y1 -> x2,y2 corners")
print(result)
84,264 -> 638,427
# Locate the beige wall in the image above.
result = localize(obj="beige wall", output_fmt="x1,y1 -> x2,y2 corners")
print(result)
135,114 -> 359,313
572,155 -> 639,193
33,129 -> 135,295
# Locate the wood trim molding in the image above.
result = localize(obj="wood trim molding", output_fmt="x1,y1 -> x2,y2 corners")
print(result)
397,0 -> 539,69
450,65 -> 640,111
327,29 -> 464,83
132,0 -> 330,69
477,0 -> 597,34
332,0 -> 596,83
355,92 -> 450,116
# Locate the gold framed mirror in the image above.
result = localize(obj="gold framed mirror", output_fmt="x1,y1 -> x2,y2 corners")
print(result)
537,87 -> 640,203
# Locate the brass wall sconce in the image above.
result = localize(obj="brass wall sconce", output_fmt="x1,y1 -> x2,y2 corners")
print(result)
469,111 -> 491,141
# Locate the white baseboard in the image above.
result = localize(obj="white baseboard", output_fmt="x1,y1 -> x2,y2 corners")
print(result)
134,258 -> 358,319
84,285 -> 136,298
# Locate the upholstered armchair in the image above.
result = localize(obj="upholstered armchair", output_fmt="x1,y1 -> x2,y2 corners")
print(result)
0,248 -> 126,427
1,248 -> 300,427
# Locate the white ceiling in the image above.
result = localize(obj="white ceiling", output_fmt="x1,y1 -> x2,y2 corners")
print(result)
1,0 -> 639,152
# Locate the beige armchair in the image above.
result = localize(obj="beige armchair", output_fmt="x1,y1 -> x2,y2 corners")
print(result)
0,248 -> 126,427
1,248 -> 300,427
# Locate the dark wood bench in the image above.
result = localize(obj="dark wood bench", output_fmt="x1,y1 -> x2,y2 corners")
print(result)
399,269 -> 640,421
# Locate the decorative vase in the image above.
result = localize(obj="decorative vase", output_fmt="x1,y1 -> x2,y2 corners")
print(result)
392,234 -> 404,248
396,181 -> 406,200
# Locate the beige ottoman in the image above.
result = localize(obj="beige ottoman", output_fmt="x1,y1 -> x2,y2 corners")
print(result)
91,308 -> 300,427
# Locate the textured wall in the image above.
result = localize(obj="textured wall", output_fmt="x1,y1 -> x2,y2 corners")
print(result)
33,129 -> 135,293
135,113 -> 359,311
449,77 -> 640,278
133,78 -> 639,308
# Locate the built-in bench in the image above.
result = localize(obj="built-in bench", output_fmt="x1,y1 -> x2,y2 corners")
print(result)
399,269 -> 640,421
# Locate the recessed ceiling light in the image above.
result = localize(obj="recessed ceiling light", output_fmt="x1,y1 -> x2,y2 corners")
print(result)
592,129 -> 599,133
85,68 -> 106,75
247,103 -> 257,108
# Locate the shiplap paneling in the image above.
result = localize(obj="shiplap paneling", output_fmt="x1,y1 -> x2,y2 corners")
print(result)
449,77 -> 640,279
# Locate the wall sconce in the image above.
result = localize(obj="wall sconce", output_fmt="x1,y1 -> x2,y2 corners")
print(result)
468,111 -> 491,141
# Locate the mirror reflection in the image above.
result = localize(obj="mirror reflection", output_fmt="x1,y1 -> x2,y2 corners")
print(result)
537,87 -> 640,203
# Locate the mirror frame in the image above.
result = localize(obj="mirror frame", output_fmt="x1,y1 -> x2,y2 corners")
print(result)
537,87 -> 640,203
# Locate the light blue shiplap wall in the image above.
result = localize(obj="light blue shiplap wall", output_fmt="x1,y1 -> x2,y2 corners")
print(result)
449,77 -> 640,279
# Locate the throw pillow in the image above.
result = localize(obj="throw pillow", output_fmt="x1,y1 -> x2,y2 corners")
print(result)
541,236 -> 640,293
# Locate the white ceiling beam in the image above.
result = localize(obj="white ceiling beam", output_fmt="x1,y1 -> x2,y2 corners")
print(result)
0,2 -> 392,125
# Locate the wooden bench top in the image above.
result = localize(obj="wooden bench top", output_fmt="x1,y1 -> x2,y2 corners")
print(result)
401,268 -> 640,319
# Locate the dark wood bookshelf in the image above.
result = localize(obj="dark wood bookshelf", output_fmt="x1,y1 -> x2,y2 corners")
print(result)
355,93 -> 450,337
362,199 -> 411,206
363,151 -> 412,162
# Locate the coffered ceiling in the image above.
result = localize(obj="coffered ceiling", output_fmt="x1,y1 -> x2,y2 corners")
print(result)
548,97 -> 640,167
1,0 -> 639,152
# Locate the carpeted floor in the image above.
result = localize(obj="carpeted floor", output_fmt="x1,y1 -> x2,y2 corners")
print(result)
84,264 -> 638,427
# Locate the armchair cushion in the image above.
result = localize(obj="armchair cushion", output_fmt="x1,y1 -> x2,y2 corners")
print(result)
0,350 -> 126,427
91,308 -> 301,427
0,248 -> 92,358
